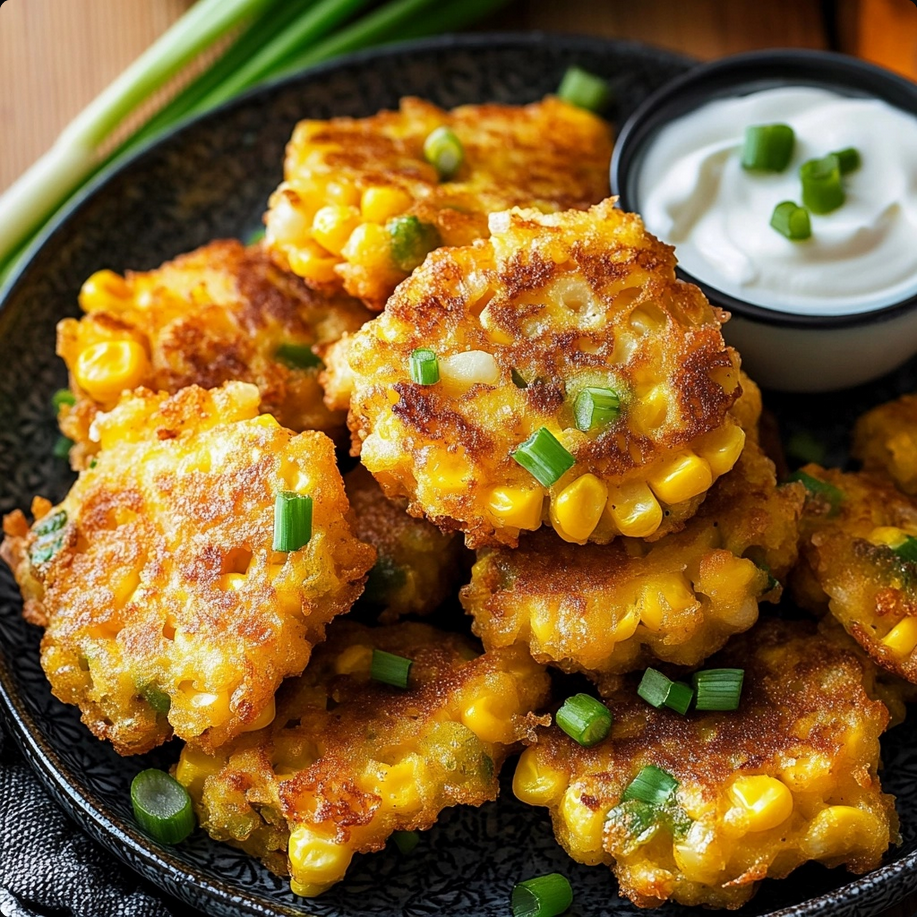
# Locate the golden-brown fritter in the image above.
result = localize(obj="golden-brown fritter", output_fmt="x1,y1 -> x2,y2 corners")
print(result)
336,201 -> 744,549
173,621 -> 551,897
513,619 -> 899,910
1,382 -> 375,755
791,464 -> 917,683
461,439 -> 803,690
265,96 -> 613,309
344,464 -> 465,621
853,393 -> 917,495
57,240 -> 371,467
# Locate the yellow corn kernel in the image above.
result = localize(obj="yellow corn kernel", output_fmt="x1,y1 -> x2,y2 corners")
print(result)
803,806 -> 882,860
267,193 -> 313,247
288,826 -> 353,889
377,755 -> 426,812
605,481 -> 663,538
290,880 -> 332,898
360,186 -> 412,223
240,697 -> 276,733
287,241 -> 340,284
695,424 -> 746,478
637,575 -> 696,631
550,474 -> 608,544
218,573 -> 246,592
479,304 -> 515,345
647,451 -> 713,505
869,526 -> 909,549
187,689 -> 232,725
727,775 -> 793,832
74,340 -> 149,402
461,686 -> 519,744
513,748 -> 566,806
631,384 -> 668,433
175,747 -> 223,798
311,205 -> 363,257
79,269 -> 131,312
341,222 -> 393,272
560,786 -> 607,863
251,413 -> 280,428
335,643 -> 373,676
325,179 -> 360,207
673,823 -> 727,884
882,617 -> 917,656
426,452 -> 469,492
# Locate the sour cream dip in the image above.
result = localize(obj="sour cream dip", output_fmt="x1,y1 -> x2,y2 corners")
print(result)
637,87 -> 917,317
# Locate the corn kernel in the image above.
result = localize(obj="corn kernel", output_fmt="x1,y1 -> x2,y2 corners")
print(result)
869,526 -> 910,549
288,826 -> 353,888
550,473 -> 608,543
250,414 -> 280,428
239,697 -> 276,734
727,775 -> 793,832
360,186 -> 412,223
325,179 -> 360,207
266,193 -> 312,247
461,687 -> 519,744
290,879 -> 332,898
673,822 -> 727,884
882,617 -> 917,657
335,643 -> 373,676
637,574 -> 696,631
438,351 -> 500,387
631,384 -> 668,433
696,424 -> 746,478
605,481 -> 663,538
647,451 -> 713,505
287,242 -> 340,284
175,747 -> 223,798
79,269 -> 131,312
187,689 -> 232,725
487,485 -> 544,530
74,340 -> 149,402
803,806 -> 881,860
513,748 -> 566,806
341,222 -> 393,272
560,786 -> 606,863
218,573 -> 246,592
311,205 -> 363,257
376,755 -> 426,812
425,451 -> 469,492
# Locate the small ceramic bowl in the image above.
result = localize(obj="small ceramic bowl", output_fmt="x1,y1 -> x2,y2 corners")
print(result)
611,49 -> 917,393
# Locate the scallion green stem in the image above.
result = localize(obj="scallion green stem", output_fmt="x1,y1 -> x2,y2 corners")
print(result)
555,694 -> 612,747
131,769 -> 196,845
511,873 -> 573,917
371,649 -> 413,689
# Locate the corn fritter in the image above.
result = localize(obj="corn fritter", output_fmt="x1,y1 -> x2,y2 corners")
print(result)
852,393 -> 917,495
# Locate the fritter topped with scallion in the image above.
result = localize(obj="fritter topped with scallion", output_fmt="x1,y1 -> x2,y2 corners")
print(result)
264,96 -> 613,309
173,621 -> 550,897
1,382 -> 374,755
853,393 -> 917,496
514,619 -> 899,910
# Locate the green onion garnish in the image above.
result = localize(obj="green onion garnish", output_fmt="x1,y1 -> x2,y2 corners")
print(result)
622,765 -> 679,806
770,201 -> 811,242
555,693 -> 612,747
741,124 -> 795,172
139,683 -> 172,715
573,386 -> 621,432
891,535 -> 917,564
800,154 -> 845,214
785,430 -> 826,465
272,492 -> 313,552
409,347 -> 440,386
130,768 -> 196,845
34,510 -> 67,537
53,436 -> 73,460
52,388 -> 76,411
392,830 -> 419,854
512,427 -> 576,487
785,470 -> 844,515
245,226 -> 266,245
371,648 -> 413,689
692,668 -> 745,711
362,556 -> 407,603
556,66 -> 610,113
832,147 -> 861,175
275,342 -> 322,370
511,368 -> 529,389
30,511 -> 68,565
511,873 -> 574,917
389,214 -> 441,272
423,126 -> 464,180
637,668 -> 694,714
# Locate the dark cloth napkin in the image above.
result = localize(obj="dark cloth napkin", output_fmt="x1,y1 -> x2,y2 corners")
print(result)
0,718 -> 181,917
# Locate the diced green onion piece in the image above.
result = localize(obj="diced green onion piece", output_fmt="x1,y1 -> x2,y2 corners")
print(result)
275,342 -> 322,370
423,126 -> 464,180
30,510 -> 68,565
52,436 -> 73,460
785,470 -> 844,514
512,427 -> 576,487
392,830 -> 419,854
130,769 -> 196,845
409,348 -> 440,385
555,693 -> 612,747
139,683 -> 172,715
362,555 -> 408,603
741,124 -> 795,172
665,682 -> 694,715
272,492 -> 313,552
556,66 -> 610,113
770,201 -> 811,242
511,368 -> 529,389
891,535 -> 917,564
785,430 -> 826,465
573,386 -> 621,432
34,510 -> 67,537
52,388 -> 76,411
800,154 -> 845,214
637,668 -> 693,714
245,226 -> 266,245
389,214 -> 442,272
622,765 -> 678,806
692,668 -> 745,711
371,648 -> 413,689
832,147 -> 861,175
511,873 -> 574,917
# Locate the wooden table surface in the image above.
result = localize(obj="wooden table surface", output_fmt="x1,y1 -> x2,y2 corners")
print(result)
1,1 -> 916,915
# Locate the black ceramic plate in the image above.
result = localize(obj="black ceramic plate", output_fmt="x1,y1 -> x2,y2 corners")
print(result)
0,33 -> 916,917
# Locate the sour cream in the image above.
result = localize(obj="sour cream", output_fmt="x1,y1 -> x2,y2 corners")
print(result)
637,87 -> 917,316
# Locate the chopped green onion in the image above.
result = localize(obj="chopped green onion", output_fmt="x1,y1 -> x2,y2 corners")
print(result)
770,201 -> 811,242
371,648 -> 413,689
52,388 -> 76,411
34,510 -> 67,537
832,147 -> 861,175
362,556 -> 407,603
89,458 -> 98,469
275,342 -> 322,370
139,683 -> 172,715
423,126 -> 464,180
753,559 -> 780,593
245,226 -> 266,245
800,154 -> 845,214
891,535 -> 917,564
511,873 -> 573,917
665,682 -> 693,715
785,430 -> 826,465
409,348 -> 440,385
131,769 -> 195,845
692,668 -> 744,711
389,215 -> 442,272
785,470 -> 844,515
52,436 -> 73,460
741,124 -> 795,172
573,386 -> 621,432
555,693 -> 612,747
392,830 -> 419,854
512,427 -> 576,487
556,66 -> 610,113
272,492 -> 313,552
637,668 -> 693,714
622,765 -> 678,806
511,368 -> 529,389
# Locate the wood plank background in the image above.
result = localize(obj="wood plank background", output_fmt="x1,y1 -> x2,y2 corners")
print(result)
0,1 -> 916,915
